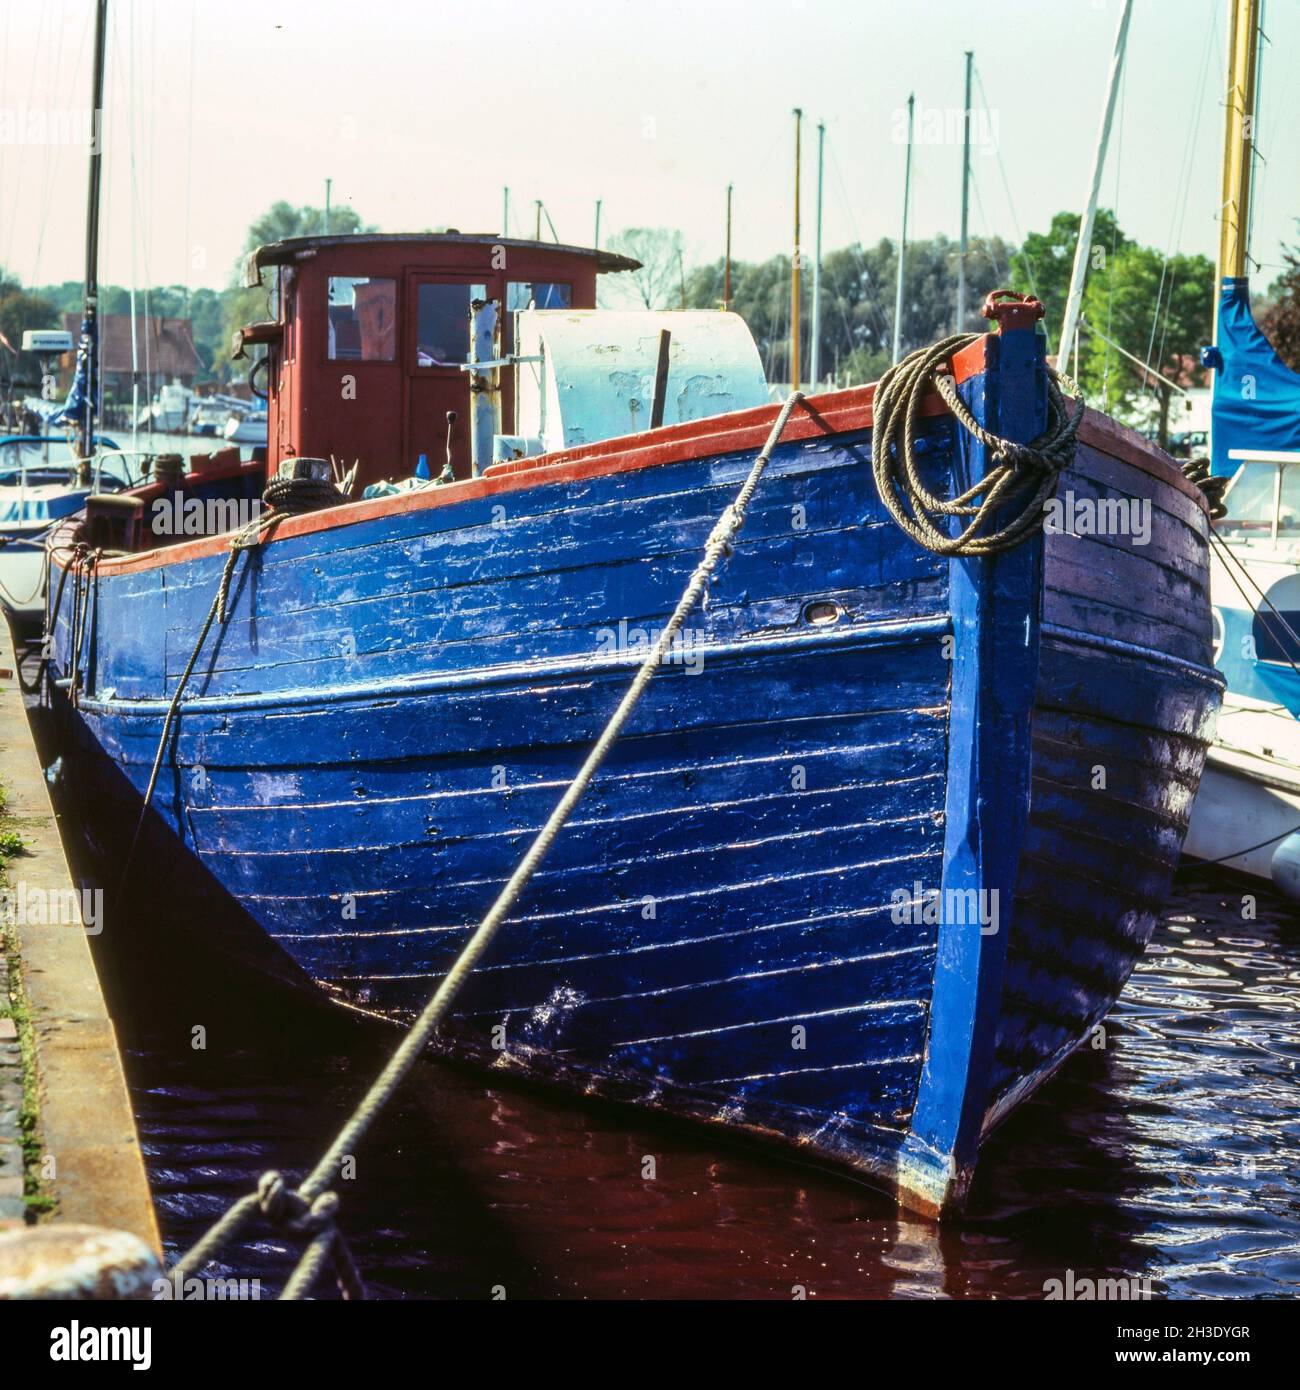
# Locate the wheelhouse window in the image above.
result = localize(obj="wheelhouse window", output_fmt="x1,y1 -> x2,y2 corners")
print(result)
416,283 -> 485,367
1220,461 -> 1277,535
1280,467 -> 1300,536
505,281 -> 572,312
504,282 -> 572,355
327,276 -> 396,361
1219,458 -> 1300,547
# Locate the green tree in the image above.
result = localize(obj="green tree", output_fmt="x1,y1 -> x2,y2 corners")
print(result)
1080,243 -> 1215,446
221,202 -> 375,384
1014,208 -> 1129,352
241,200 -> 372,255
187,288 -> 227,375
683,233 -> 1015,388
0,268 -> 58,392
1259,228 -> 1300,373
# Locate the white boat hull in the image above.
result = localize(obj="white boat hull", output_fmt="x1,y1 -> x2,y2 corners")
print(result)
0,532 -> 48,624
1182,699 -> 1300,898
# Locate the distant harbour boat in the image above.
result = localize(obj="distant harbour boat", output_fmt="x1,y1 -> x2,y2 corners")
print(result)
0,432 -> 125,628
44,233 -> 1221,1216
222,401 -> 268,445
135,381 -> 194,432
189,394 -> 249,437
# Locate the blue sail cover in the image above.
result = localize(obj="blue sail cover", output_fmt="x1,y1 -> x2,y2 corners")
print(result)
1207,277 -> 1300,476
48,314 -> 98,429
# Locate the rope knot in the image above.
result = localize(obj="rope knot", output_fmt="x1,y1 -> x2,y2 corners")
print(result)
256,1170 -> 296,1223
257,1171 -> 339,1236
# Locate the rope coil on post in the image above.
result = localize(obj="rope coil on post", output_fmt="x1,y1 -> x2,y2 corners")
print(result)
871,319 -> 1083,556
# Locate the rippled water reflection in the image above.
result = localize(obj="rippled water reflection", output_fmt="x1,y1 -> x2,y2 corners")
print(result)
91,865 -> 1300,1300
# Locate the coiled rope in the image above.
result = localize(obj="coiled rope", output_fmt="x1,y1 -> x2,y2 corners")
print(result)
1181,456 -> 1228,520
872,332 -> 1084,555
263,471 -> 348,515
166,392 -> 808,1298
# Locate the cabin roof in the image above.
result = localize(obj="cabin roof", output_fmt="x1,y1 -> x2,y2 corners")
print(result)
245,233 -> 640,286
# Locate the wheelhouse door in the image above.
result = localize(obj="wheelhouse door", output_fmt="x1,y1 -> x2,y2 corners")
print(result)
404,275 -> 491,480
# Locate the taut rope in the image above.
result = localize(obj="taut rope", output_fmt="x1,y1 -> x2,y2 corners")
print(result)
167,392 -> 808,1298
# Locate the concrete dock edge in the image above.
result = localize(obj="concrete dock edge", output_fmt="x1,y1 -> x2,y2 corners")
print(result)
0,618 -> 159,1254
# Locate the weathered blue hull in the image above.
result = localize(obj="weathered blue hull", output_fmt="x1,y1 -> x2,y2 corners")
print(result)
47,327 -> 1221,1214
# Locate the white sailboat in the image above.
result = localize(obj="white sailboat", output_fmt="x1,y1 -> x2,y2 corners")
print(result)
1,0 -> 113,632
1179,0 -> 1300,898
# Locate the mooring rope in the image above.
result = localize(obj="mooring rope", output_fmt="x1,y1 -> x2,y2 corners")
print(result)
1181,457 -> 1228,520
117,473 -> 349,894
166,391 -> 808,1298
1206,526 -> 1300,683
871,332 -> 1083,556
68,548 -> 99,704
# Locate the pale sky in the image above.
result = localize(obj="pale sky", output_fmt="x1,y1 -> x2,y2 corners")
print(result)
2,0 -> 1297,301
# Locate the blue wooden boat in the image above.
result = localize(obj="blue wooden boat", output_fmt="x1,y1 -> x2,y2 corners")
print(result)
43,239 -> 1222,1216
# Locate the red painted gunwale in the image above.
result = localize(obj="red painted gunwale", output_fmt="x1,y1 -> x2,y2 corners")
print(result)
50,335 -> 1206,579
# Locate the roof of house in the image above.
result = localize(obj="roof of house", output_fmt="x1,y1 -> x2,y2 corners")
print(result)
64,312 -> 200,376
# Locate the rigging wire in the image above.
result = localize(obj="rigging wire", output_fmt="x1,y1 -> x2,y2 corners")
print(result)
2,3 -> 49,274
29,0 -> 84,289
1252,3 -> 1296,288
824,136 -> 891,349
1099,57 -> 1127,410
967,168 -> 1008,284
0,0 -> 10,245
1141,8 -> 1218,406
972,61 -> 1037,297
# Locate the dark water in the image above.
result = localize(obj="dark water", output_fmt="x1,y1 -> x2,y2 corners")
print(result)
80,854 -> 1300,1300
18,651 -> 1297,1301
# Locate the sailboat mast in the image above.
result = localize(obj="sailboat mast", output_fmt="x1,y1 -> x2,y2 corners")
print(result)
77,0 -> 109,470
724,183 -> 733,311
791,108 -> 802,392
892,94 -> 914,366
957,51 -> 973,332
1057,0 -> 1134,367
1218,0 -> 1260,291
810,121 -> 825,388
